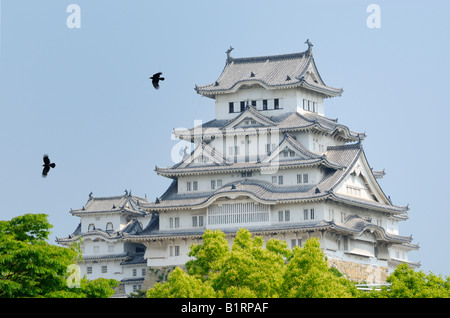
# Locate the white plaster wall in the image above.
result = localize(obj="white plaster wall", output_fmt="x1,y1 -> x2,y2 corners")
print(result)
214,87 -> 325,120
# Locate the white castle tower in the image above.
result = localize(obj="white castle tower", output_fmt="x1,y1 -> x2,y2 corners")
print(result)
128,41 -> 419,284
59,41 -> 419,294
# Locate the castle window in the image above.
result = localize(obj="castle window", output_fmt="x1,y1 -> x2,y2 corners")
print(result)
170,246 -> 180,257
211,180 -> 216,189
303,209 -> 309,220
101,266 -> 107,273
87,266 -> 92,274
106,222 -> 113,231
186,182 -> 191,191
217,180 -> 222,187
303,99 -> 318,113
263,99 -> 268,110
240,101 -> 245,112
274,98 -> 279,109
133,269 -> 137,276
193,181 -> 198,191
208,202 -> 269,225
241,172 -> 252,178
88,223 -> 95,231
169,217 -> 180,229
192,215 -> 204,227
297,174 -> 309,183
229,102 -> 234,113
279,210 -> 290,222
291,239 -> 302,248
142,268 -> 146,276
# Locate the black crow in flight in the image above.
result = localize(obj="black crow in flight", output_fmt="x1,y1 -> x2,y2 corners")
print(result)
42,154 -> 56,178
150,72 -> 164,89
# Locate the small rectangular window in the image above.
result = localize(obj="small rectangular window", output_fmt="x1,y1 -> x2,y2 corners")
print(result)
304,209 -> 309,220
310,208 -> 315,220
240,101 -> 245,112
175,246 -> 180,256
142,268 -> 146,276
251,100 -> 257,107
192,216 -> 198,227
87,266 -> 92,274
285,210 -> 290,221
175,217 -> 180,228
133,269 -> 137,276
278,211 -> 284,222
274,98 -> 279,109
186,182 -> 191,191
297,174 -> 302,184
263,99 -> 268,110
303,174 -> 308,183
278,175 -> 283,185
211,180 -> 216,190
193,181 -> 198,191
272,176 -> 277,183
217,180 -> 222,187
229,102 -> 234,113
102,266 -> 107,274
198,215 -> 204,227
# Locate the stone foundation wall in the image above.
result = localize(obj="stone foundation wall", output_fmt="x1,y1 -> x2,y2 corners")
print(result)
327,258 -> 388,283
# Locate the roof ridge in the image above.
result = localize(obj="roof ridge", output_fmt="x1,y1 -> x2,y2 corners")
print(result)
229,51 -> 308,64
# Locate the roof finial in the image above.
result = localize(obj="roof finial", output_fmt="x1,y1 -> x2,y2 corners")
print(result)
305,39 -> 313,56
226,46 -> 234,63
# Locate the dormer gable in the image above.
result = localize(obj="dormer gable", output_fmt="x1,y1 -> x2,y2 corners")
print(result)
177,142 -> 228,168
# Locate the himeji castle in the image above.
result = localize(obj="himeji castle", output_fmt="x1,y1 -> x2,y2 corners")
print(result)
58,41 -> 419,296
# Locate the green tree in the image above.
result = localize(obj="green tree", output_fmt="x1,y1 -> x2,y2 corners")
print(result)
281,237 -> 357,298
185,229 -> 229,280
0,213 -> 119,298
147,267 -> 216,298
372,263 -> 450,298
210,229 -> 288,297
146,228 -> 357,298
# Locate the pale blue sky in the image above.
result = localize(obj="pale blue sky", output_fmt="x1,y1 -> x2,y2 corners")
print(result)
0,0 -> 449,276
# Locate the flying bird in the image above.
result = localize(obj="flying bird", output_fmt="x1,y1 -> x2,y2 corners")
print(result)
150,72 -> 164,89
42,154 -> 56,178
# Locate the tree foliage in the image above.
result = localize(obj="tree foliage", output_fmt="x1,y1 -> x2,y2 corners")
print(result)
0,213 -> 119,298
366,263 -> 450,298
147,228 -> 357,298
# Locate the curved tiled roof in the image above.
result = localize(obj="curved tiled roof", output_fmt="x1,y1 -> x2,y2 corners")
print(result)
194,47 -> 343,97
174,109 -> 365,142
126,214 -> 414,245
70,192 -> 148,217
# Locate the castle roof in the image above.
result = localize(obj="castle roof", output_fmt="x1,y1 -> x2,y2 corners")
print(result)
126,214 -> 415,246
144,143 -> 408,215
174,108 -> 365,143
195,41 -> 343,98
156,133 -> 344,178
70,191 -> 148,217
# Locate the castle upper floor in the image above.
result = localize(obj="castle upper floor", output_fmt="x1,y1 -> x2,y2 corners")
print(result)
194,41 -> 343,121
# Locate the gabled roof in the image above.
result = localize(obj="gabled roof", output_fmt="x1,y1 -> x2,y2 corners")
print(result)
194,42 -> 343,98
146,142 -> 408,215
174,110 -> 365,143
70,191 -> 148,217
155,133 -> 343,178
56,218 -> 144,244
